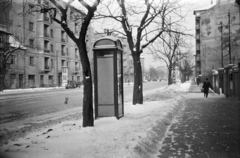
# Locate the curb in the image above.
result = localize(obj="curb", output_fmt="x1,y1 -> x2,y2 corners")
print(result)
132,96 -> 186,158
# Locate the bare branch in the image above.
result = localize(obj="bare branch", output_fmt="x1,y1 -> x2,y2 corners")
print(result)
78,0 -> 91,10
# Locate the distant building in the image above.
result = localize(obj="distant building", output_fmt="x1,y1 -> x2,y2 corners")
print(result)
194,0 -> 240,82
0,0 -> 93,89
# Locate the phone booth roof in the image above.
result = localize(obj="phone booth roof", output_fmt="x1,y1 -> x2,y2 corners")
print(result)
93,36 -> 123,50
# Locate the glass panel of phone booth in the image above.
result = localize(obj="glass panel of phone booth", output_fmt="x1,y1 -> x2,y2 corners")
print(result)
97,52 -> 114,116
117,51 -> 123,117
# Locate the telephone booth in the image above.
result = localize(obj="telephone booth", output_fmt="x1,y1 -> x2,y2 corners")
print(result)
93,36 -> 124,119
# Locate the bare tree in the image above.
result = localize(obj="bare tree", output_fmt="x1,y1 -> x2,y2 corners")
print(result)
95,0 -> 188,104
147,66 -> 161,81
179,53 -> 194,82
149,32 -> 191,85
30,0 -> 100,127
0,0 -> 28,91
0,36 -> 26,91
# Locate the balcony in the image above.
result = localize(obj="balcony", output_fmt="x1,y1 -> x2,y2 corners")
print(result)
44,49 -> 50,53
44,33 -> 50,38
44,65 -> 51,71
61,38 -> 66,42
61,51 -> 66,56
72,68 -> 80,74
75,55 -> 79,59
44,16 -> 49,22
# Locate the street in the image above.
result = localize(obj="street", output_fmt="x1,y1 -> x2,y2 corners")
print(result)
0,81 -> 167,129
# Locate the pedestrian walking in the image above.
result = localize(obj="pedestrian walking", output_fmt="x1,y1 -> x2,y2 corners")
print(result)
202,78 -> 213,98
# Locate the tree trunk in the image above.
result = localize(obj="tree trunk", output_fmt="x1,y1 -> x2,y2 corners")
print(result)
78,42 -> 94,127
0,68 -> 6,92
132,54 -> 143,105
82,74 -> 94,127
168,68 -> 172,85
0,75 -> 4,92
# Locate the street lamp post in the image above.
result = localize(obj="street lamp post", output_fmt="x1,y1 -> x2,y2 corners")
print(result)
220,22 -> 223,68
228,10 -> 232,64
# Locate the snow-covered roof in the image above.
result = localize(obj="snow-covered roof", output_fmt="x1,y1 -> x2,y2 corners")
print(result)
9,34 -> 26,50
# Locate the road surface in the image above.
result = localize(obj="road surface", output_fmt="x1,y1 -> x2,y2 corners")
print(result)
0,81 -> 167,127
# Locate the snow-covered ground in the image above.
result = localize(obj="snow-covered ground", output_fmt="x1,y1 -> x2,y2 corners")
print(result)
0,82 -> 191,158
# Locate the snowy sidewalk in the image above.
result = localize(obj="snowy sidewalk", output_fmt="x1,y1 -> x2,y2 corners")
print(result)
156,93 -> 240,157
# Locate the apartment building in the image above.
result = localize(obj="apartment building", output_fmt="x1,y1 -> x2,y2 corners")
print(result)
194,0 -> 240,81
0,0 -> 93,89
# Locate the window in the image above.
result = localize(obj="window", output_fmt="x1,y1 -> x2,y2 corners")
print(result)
75,62 -> 79,71
61,45 -> 65,55
10,55 -> 16,64
38,0 -> 41,4
61,30 -> 65,42
66,47 -> 68,55
29,22 -> 34,31
70,11 -> 73,20
44,24 -> 49,37
75,48 -> 78,58
44,57 -> 49,68
0,34 -> 3,43
50,29 -> 53,38
29,39 -> 34,48
44,40 -> 49,50
51,59 -> 54,68
61,60 -> 65,67
29,56 -> 34,66
50,44 -> 53,52
75,23 -> 78,33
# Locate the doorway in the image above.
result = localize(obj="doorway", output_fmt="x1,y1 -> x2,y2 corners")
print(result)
19,74 -> 23,88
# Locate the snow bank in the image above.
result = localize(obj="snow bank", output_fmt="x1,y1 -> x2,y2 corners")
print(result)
164,82 -> 191,92
2,87 -> 64,94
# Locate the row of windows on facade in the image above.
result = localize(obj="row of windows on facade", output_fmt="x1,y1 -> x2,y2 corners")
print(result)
29,14 -> 80,35
8,55 -> 80,70
9,74 -> 54,87
29,38 -> 79,56
9,74 -> 81,88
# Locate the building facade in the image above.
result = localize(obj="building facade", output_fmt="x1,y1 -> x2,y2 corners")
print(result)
194,0 -> 240,82
0,0 -> 93,89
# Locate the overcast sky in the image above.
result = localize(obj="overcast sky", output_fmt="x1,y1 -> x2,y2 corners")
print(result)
68,0 -> 217,69
144,0 -> 216,69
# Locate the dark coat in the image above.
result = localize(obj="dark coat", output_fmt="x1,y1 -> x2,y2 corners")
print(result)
202,81 -> 213,93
